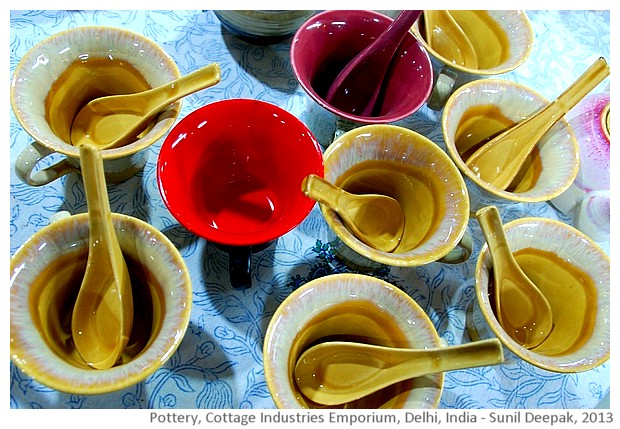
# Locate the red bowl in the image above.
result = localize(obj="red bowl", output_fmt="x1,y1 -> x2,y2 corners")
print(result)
291,10 -> 433,124
157,99 -> 324,246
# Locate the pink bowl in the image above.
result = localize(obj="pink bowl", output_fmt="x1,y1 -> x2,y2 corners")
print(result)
157,99 -> 324,247
291,10 -> 433,124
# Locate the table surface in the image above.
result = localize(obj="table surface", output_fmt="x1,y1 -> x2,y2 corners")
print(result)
9,10 -> 610,410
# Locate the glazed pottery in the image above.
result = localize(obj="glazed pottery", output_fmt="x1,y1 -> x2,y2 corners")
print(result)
442,78 -> 580,211
291,10 -> 433,124
321,124 -> 471,269
11,26 -> 181,186
157,99 -> 324,288
413,10 -> 534,110
471,216 -> 609,373
264,273 -> 444,408
10,212 -> 192,394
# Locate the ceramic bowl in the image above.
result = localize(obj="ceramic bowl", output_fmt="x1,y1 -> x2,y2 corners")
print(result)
10,212 -> 192,394
472,216 -> 610,372
214,10 -> 317,43
442,79 -> 580,211
263,273 -> 444,408
157,99 -> 324,288
412,10 -> 534,110
412,10 -> 534,76
157,98 -> 323,248
322,124 -> 470,268
290,10 -> 433,124
11,26 -> 181,186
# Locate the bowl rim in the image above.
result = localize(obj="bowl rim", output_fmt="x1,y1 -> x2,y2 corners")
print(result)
9,212 -> 192,394
474,216 -> 610,372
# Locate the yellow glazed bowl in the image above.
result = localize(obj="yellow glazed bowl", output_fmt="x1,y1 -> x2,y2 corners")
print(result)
442,79 -> 580,210
11,26 -> 181,185
413,10 -> 534,76
473,217 -> 609,372
322,124 -> 470,267
263,273 -> 444,408
10,213 -> 192,394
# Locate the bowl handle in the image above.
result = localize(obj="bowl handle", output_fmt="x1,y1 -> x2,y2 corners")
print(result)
228,246 -> 252,289
15,141 -> 78,186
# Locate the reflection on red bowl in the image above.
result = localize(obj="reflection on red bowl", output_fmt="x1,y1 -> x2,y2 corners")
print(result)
157,99 -> 324,246
291,10 -> 433,124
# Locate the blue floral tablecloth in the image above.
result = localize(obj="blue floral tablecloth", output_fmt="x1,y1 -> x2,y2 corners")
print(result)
9,10 -> 610,410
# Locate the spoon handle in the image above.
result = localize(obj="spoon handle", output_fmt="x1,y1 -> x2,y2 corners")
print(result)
511,58 -> 609,138
325,10 -> 422,114
80,144 -> 113,240
395,338 -> 504,376
375,10 -> 423,51
475,206 -> 514,263
301,174 -> 347,213
553,57 -> 609,114
144,62 -> 221,112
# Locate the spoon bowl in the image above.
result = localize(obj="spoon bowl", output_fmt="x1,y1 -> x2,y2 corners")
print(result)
302,174 -> 404,252
465,57 -> 609,190
71,144 -> 133,369
295,339 -> 503,406
325,10 -> 422,116
423,10 -> 478,68
71,63 -> 221,149
476,206 -> 553,349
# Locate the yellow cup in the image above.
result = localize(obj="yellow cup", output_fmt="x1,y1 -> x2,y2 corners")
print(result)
264,273 -> 444,408
442,79 -> 580,212
412,10 -> 534,110
470,216 -> 609,372
11,26 -> 181,186
321,124 -> 471,270
10,212 -> 192,394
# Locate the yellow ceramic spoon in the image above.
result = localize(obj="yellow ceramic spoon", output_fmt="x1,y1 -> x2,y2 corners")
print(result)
465,57 -> 609,190
301,174 -> 405,252
71,62 -> 221,149
476,206 -> 553,349
71,143 -> 133,369
295,339 -> 503,406
423,10 -> 478,68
